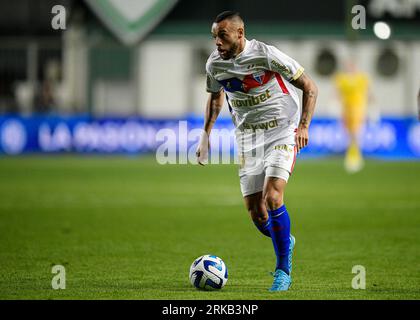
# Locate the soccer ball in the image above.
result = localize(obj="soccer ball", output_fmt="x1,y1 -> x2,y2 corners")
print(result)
189,255 -> 228,290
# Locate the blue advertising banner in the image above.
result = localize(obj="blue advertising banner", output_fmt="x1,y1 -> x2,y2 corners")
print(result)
0,114 -> 419,159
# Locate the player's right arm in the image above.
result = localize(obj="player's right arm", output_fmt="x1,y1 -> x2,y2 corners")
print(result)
196,90 -> 225,165
197,60 -> 225,165
203,90 -> 225,135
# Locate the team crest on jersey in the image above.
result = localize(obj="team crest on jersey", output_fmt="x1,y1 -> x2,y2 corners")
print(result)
218,70 -> 274,93
252,71 -> 265,85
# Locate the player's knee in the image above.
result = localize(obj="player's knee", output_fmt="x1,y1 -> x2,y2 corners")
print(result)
250,211 -> 268,224
247,199 -> 268,224
246,205 -> 268,224
264,190 -> 284,210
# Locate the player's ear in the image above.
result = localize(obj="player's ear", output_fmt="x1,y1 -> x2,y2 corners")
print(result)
237,27 -> 244,38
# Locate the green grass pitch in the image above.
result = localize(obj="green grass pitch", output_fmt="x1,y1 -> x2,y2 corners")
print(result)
0,155 -> 419,299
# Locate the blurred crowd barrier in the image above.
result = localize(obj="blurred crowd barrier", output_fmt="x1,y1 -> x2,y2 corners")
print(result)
0,114 -> 419,159
1,32 -> 419,119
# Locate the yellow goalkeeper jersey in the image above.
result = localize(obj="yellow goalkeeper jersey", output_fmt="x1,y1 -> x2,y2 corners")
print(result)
334,72 -> 369,109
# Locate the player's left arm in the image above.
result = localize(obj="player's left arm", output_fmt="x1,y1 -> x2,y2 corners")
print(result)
290,72 -> 318,152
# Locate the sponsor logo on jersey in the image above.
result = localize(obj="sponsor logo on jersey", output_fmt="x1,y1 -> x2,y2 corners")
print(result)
274,144 -> 294,153
247,63 -> 265,70
231,90 -> 272,108
270,60 -> 292,78
243,117 -> 279,131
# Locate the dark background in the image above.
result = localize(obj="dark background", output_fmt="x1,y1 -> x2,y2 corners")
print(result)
0,0 -> 418,37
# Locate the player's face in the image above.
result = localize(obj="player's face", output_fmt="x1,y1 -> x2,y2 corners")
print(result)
211,20 -> 242,60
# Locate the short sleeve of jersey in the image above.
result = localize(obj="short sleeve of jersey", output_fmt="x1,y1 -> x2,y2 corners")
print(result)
205,61 -> 223,93
266,45 -> 304,82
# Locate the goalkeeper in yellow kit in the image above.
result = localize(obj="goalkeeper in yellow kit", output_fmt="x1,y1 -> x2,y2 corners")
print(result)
334,62 -> 370,173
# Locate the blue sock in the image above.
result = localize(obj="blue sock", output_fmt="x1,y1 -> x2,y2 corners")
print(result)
268,204 -> 291,274
253,219 -> 271,238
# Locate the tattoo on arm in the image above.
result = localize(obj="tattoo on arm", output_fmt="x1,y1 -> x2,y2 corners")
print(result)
204,90 -> 224,134
291,73 -> 318,128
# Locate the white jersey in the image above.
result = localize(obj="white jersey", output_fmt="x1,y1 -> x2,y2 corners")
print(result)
206,39 -> 304,144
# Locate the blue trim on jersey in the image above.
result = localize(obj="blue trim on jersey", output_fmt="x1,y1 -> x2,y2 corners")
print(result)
218,77 -> 245,93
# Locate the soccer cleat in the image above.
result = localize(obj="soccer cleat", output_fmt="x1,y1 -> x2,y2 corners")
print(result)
344,142 -> 364,173
288,235 -> 296,275
269,235 -> 295,291
269,269 -> 292,291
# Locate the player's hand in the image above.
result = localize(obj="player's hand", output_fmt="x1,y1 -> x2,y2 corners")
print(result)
195,145 -> 209,166
295,124 -> 309,153
196,132 -> 210,166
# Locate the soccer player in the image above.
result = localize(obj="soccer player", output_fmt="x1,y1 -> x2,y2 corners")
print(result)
196,11 -> 318,291
334,61 -> 370,173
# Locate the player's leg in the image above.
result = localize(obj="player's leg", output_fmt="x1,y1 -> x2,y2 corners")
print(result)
264,173 -> 292,274
264,172 -> 296,291
344,106 -> 364,172
243,192 -> 270,237
262,144 -> 297,291
240,167 -> 270,237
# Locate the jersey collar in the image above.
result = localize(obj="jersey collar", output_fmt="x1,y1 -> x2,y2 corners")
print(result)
233,38 -> 249,60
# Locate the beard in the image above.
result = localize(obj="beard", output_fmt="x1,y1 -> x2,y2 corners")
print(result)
220,42 -> 239,60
